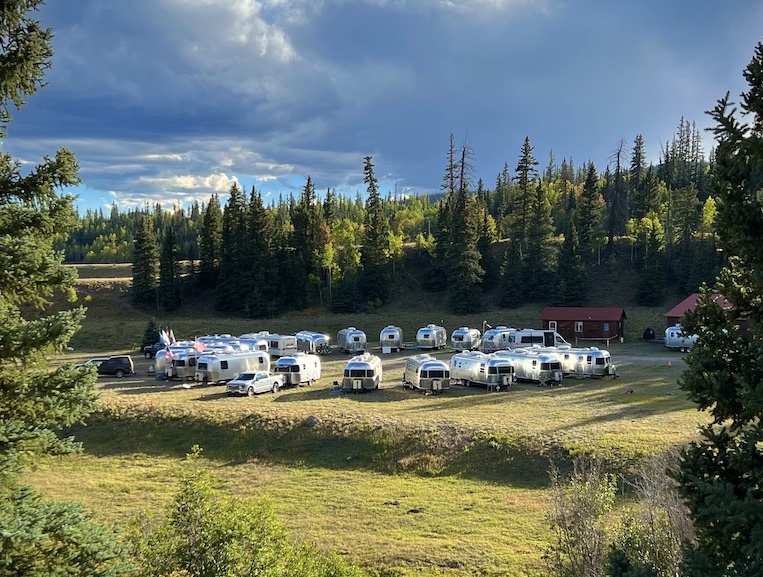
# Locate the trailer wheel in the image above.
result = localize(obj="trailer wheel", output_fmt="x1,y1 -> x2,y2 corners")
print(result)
308,379 -> 315,387
247,386 -> 256,397
272,382 -> 280,393
680,347 -> 687,353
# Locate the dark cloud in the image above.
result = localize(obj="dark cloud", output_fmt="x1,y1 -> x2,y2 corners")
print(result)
3,0 -> 762,210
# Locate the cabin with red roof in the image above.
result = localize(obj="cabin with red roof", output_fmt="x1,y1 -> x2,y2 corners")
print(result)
540,307 -> 626,345
664,293 -> 732,327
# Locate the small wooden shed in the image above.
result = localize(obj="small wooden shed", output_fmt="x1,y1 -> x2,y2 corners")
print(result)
540,307 -> 627,345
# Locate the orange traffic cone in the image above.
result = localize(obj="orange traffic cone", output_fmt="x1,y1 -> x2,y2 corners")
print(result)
668,360 -> 672,366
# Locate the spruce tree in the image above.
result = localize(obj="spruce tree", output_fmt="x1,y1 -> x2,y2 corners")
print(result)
158,224 -> 180,311
524,179 -> 556,301
358,156 -> 391,307
578,162 -> 602,260
673,39 -> 763,577
131,215 -> 158,308
198,193 -> 222,290
216,183 -> 247,312
243,188 -> 278,318
447,145 -> 484,313
511,136 -> 539,254
0,2 -> 131,573
555,193 -> 586,305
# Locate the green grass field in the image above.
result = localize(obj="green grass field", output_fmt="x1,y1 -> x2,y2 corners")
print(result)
25,265 -> 704,576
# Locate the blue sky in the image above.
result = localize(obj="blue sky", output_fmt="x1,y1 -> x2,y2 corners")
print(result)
3,0 -> 762,213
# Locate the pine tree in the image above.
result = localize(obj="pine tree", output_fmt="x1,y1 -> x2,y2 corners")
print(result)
673,39 -> 763,577
499,238 -> 524,308
158,225 -> 180,311
216,183 -> 247,312
131,215 -> 158,308
524,179 -> 556,301
476,178 -> 499,287
199,193 -> 222,290
511,136 -> 539,254
577,162 -> 602,260
243,188 -> 278,318
358,156 -> 391,307
0,2 -> 131,573
447,145 -> 484,313
555,193 -> 586,305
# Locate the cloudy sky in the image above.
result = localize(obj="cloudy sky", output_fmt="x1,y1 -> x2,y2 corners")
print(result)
4,0 -> 762,212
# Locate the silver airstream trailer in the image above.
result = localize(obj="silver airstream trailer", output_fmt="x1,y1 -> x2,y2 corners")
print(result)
451,327 -> 482,351
480,326 -> 514,352
449,351 -> 515,391
534,345 -> 617,378
664,324 -> 697,352
194,351 -> 271,385
154,343 -> 195,378
295,331 -> 331,355
341,352 -> 383,392
379,325 -> 404,352
492,349 -> 563,385
337,327 -> 367,354
402,354 -> 450,393
416,324 -> 447,350
273,352 -> 322,386
265,334 -> 298,357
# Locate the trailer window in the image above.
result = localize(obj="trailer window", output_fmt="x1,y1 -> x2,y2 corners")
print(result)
541,362 -> 550,370
496,366 -> 513,374
454,336 -> 463,342
596,358 -> 605,365
198,362 -> 208,370
426,370 -> 446,378
290,366 -> 300,372
221,361 -> 228,369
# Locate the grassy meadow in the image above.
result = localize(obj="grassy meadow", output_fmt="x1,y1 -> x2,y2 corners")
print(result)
24,264 -> 707,576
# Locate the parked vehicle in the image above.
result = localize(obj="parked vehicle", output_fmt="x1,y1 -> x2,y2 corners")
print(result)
480,326 -> 515,352
337,327 -> 367,354
236,337 -> 269,352
402,354 -> 450,393
451,327 -> 482,351
226,371 -> 285,396
143,341 -> 166,358
194,351 -> 270,384
341,353 -> 383,392
75,356 -> 108,369
501,328 -> 570,349
449,351 -> 515,391
165,350 -> 202,381
265,334 -> 298,357
416,324 -> 447,350
295,331 -> 331,355
153,344 -> 197,376
379,325 -> 404,352
664,324 -> 698,352
273,352 -> 321,386
492,349 -> 563,385
533,345 -> 617,378
97,355 -> 135,378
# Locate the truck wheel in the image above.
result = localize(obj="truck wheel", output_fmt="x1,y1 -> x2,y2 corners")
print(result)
145,351 -> 152,359
115,369 -> 125,378
272,382 -> 280,393
247,386 -> 256,397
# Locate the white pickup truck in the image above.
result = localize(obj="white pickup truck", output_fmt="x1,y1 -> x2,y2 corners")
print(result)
226,370 -> 285,396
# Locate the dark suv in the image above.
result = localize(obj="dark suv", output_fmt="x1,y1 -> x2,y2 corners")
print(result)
97,355 -> 135,378
143,341 -> 166,358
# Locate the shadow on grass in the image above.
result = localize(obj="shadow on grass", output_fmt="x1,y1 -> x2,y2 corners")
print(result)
68,408 -> 563,490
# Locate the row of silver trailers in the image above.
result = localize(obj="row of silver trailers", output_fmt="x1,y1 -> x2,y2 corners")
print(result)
396,345 -> 617,393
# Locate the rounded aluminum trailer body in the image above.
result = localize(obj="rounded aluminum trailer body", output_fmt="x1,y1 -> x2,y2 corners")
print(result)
341,353 -> 382,391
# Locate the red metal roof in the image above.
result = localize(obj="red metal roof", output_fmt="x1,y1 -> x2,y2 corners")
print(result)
664,293 -> 732,318
540,307 -> 626,321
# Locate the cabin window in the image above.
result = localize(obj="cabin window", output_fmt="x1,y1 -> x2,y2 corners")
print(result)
575,322 -> 583,333
549,321 -> 557,331
221,361 -> 228,369
603,322 -> 610,332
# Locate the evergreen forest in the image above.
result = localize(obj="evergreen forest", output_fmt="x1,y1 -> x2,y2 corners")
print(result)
62,121 -> 720,315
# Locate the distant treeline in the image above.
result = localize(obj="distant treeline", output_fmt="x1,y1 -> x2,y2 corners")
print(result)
62,119 -> 722,314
